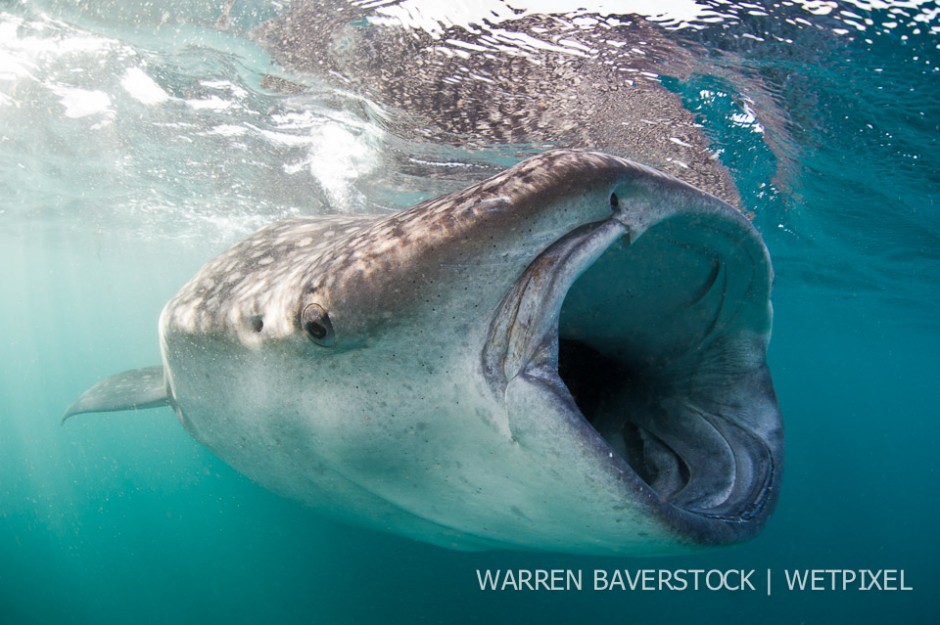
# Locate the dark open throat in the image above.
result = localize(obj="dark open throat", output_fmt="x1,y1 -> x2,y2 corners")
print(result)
557,338 -> 693,504
557,334 -> 776,520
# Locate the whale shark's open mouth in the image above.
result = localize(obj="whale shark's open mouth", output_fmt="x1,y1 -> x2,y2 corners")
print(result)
484,208 -> 782,544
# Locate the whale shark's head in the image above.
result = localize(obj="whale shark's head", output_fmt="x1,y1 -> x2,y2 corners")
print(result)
152,150 -> 783,553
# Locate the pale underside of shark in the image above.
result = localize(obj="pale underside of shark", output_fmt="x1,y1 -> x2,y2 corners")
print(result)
65,150 -> 782,555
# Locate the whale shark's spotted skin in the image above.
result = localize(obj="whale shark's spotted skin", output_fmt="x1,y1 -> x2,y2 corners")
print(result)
165,216 -> 373,342
68,150 -> 782,555
166,151 -> 667,342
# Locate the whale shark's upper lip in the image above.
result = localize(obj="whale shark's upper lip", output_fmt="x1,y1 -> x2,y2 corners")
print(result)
483,202 -> 782,545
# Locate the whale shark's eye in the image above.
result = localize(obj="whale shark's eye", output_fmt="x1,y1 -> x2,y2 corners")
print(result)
609,192 -> 619,210
301,303 -> 335,347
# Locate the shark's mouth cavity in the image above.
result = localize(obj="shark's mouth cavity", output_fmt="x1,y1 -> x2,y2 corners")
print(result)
485,211 -> 781,543
557,218 -> 777,516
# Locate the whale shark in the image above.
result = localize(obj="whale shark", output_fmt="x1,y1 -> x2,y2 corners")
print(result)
65,150 -> 782,554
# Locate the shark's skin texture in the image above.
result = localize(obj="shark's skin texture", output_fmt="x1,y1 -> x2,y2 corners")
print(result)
65,151 -> 782,555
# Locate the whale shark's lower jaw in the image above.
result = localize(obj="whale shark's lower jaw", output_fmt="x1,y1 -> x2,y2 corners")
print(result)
484,207 -> 782,547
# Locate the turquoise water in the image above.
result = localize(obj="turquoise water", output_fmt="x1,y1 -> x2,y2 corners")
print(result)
1,1 -> 938,623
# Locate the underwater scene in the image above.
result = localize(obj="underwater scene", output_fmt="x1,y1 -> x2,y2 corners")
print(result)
1,0 -> 938,623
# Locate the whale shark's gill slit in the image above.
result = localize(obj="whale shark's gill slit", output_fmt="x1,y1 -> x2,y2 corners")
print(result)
621,421 -> 691,502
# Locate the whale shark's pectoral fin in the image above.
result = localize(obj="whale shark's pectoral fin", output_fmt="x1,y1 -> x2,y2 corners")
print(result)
62,366 -> 169,424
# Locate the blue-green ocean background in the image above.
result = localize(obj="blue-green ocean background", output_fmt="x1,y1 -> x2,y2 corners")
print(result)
1,0 -> 937,623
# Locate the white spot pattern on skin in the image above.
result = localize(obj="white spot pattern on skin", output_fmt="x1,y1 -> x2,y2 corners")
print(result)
160,151 -> 682,346
163,212 -> 379,341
